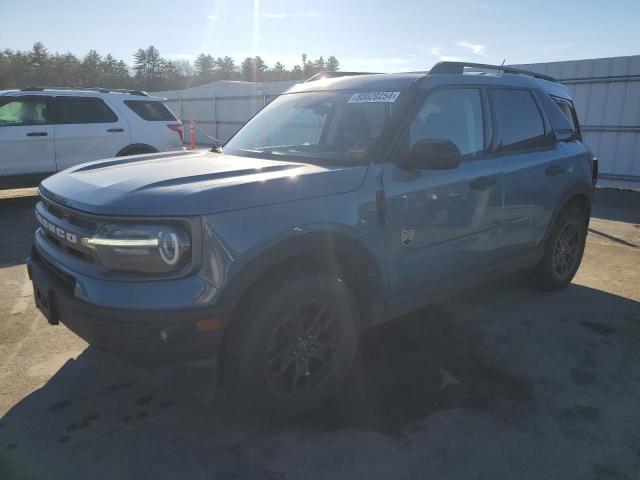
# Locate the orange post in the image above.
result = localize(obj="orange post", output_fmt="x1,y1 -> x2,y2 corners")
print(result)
189,120 -> 196,150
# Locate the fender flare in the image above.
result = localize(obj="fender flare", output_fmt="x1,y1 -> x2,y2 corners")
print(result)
216,231 -> 387,326
542,178 -> 593,245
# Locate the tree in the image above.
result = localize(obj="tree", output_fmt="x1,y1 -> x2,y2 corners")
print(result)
270,61 -> 287,81
216,56 -> 235,80
241,56 -> 267,82
314,56 -> 326,72
194,53 -> 215,82
161,61 -> 183,90
29,42 -> 49,85
0,41 -> 341,90
292,64 -> 303,80
101,54 -> 118,86
132,48 -> 147,81
0,50 -> 10,87
326,56 -> 339,72
301,53 -> 313,77
82,50 -> 102,86
133,46 -> 165,90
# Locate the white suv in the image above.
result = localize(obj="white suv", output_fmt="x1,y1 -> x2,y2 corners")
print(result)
0,88 -> 184,187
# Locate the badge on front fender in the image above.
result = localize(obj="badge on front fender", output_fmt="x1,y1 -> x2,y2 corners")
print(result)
401,229 -> 415,246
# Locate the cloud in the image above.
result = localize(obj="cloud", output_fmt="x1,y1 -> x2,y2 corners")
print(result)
424,46 -> 466,63
456,41 -> 487,56
207,14 -> 219,21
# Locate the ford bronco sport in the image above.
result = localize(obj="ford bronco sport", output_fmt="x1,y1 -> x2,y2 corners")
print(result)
28,62 -> 597,415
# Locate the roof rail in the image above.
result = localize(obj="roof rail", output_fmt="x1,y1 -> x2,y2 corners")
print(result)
304,71 -> 380,82
429,61 -> 558,83
19,86 -> 148,96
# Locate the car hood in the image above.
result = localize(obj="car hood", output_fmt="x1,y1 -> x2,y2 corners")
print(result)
40,150 -> 368,216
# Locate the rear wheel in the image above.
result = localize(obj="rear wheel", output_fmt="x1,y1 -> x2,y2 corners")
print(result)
117,146 -> 156,156
223,270 -> 359,417
529,205 -> 587,291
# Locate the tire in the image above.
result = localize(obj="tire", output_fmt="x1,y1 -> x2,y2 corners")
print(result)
117,146 -> 155,157
529,205 -> 587,291
223,269 -> 360,417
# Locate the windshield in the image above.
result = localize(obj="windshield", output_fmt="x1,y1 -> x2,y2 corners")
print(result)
223,91 -> 396,164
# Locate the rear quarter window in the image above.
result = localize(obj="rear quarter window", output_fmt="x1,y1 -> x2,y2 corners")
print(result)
124,100 -> 177,121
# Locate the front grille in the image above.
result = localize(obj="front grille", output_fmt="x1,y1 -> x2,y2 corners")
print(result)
37,196 -> 100,265
42,200 -> 98,231
44,231 -> 94,263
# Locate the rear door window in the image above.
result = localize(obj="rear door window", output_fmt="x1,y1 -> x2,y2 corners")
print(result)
0,96 -> 51,126
55,97 -> 118,124
490,89 -> 547,153
124,100 -> 177,121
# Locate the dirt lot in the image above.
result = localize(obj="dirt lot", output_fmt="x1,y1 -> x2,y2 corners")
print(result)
0,188 -> 639,480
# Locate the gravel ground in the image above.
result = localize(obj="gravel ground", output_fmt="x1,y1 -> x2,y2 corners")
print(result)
0,188 -> 639,480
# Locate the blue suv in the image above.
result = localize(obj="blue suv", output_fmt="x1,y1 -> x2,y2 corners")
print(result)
28,62 -> 597,415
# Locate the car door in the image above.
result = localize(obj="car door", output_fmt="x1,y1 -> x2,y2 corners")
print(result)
383,86 -> 503,310
487,88 -> 569,263
0,95 -> 56,179
52,96 -> 131,171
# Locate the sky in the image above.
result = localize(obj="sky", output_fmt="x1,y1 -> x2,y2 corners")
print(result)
1,0 -> 639,72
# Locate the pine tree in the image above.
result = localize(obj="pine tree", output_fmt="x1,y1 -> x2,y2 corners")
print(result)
194,53 -> 215,82
217,56 -> 235,80
82,50 -> 102,86
326,56 -> 340,72
0,41 -> 342,89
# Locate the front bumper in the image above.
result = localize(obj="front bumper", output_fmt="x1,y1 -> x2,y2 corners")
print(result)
27,248 -> 230,366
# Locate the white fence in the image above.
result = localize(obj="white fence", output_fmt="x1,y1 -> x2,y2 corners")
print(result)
153,80 -> 295,145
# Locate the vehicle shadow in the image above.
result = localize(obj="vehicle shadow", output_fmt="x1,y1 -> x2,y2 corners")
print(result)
0,197 -> 38,268
2,280 -> 639,479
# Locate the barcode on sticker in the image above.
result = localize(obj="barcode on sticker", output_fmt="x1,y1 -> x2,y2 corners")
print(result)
347,92 -> 401,103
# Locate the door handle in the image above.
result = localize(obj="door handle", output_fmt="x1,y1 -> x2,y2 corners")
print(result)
27,131 -> 48,137
470,176 -> 496,190
545,164 -> 565,176
107,128 -> 124,133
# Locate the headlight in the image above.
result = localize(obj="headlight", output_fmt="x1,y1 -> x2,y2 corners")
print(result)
81,224 -> 191,274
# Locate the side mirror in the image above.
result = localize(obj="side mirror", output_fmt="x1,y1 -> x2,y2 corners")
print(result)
405,139 -> 461,170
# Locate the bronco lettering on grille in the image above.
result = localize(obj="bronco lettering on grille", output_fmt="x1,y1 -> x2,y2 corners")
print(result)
36,211 -> 78,244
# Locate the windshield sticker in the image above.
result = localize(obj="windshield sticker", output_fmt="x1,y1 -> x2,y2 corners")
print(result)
347,91 -> 401,103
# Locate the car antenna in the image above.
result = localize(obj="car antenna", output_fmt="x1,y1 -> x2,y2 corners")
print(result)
497,59 -> 506,76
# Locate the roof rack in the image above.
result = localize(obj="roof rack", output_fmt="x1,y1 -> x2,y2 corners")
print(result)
19,86 -> 149,96
304,71 -> 380,82
429,61 -> 558,83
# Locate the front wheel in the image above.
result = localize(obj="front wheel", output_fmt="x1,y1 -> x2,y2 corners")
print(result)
223,270 -> 360,417
529,205 -> 587,291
